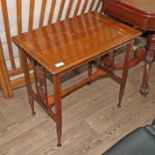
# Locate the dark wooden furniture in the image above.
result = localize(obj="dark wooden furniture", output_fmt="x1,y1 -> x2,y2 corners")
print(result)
13,12 -> 141,146
102,0 -> 155,95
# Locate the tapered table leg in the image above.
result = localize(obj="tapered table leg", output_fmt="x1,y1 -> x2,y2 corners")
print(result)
21,50 -> 35,115
140,33 -> 155,96
53,75 -> 62,147
118,41 -> 134,107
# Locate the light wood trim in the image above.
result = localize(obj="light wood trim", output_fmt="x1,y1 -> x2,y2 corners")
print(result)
16,0 -> 22,34
0,39 -> 13,98
48,0 -> 56,24
8,65 -> 33,77
57,0 -> 66,21
39,0 -> 47,27
1,0 -> 16,69
28,0 -> 35,66
81,0 -> 89,14
95,0 -> 101,11
29,0 -> 35,30
89,0 -> 96,11
65,0 -> 74,19
16,0 -> 22,68
73,0 -> 82,16
11,73 -> 35,90
8,68 -> 24,77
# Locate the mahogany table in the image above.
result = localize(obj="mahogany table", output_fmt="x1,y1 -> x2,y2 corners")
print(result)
102,0 -> 155,95
13,12 -> 141,146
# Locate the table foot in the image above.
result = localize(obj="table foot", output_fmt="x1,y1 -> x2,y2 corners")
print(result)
117,104 -> 121,108
139,84 -> 149,96
31,112 -> 36,116
28,95 -> 35,115
139,33 -> 155,96
57,143 -> 62,147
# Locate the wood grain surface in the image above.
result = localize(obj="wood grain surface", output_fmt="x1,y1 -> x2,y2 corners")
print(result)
0,59 -> 155,155
13,12 -> 141,75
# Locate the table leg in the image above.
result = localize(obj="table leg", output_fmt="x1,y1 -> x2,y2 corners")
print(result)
21,50 -> 35,115
53,75 -> 62,147
118,41 -> 134,107
140,33 -> 155,96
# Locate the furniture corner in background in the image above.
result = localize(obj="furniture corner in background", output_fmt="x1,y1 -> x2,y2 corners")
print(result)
102,120 -> 155,155
102,0 -> 155,96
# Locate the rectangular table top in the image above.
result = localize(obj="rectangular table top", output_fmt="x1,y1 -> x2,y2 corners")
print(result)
13,12 -> 141,75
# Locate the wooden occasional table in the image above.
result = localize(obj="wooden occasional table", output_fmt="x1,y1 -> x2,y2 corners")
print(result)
102,0 -> 155,95
13,12 -> 141,146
